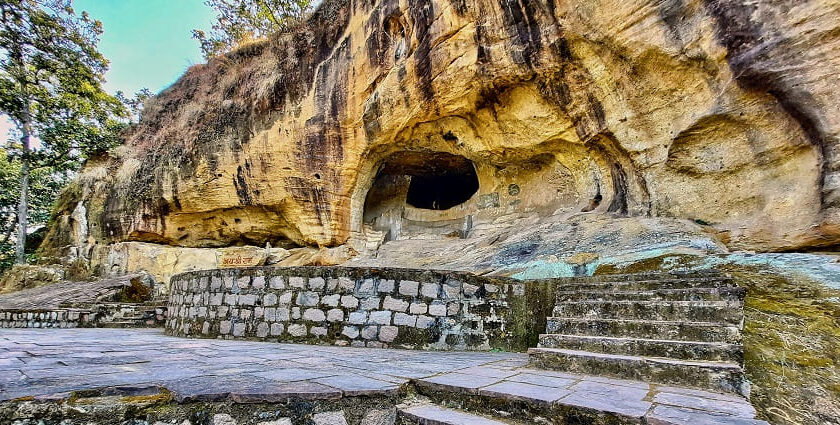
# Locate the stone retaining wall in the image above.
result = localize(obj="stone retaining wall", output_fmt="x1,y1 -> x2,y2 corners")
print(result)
166,266 -> 559,350
0,308 -> 93,328
0,303 -> 168,328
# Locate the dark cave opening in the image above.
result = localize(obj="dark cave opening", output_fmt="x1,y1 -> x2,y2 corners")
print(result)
406,172 -> 479,210
374,151 -> 478,211
363,150 -> 480,231
362,151 -> 479,241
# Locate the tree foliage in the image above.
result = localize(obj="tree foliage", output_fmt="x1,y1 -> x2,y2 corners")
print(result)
0,148 -> 69,271
115,87 -> 153,123
0,0 -> 127,265
193,0 -> 313,60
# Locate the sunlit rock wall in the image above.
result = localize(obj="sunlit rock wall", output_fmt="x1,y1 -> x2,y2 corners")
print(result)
41,0 -> 840,263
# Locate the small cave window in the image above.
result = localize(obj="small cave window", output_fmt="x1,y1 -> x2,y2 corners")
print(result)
406,172 -> 478,210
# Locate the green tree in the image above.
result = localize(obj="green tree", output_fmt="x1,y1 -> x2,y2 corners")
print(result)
193,0 -> 313,60
0,148 -> 69,271
115,87 -> 153,123
0,0 -> 126,264
0,149 -> 20,270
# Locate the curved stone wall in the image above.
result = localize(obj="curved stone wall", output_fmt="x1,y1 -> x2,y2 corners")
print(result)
166,266 -> 556,350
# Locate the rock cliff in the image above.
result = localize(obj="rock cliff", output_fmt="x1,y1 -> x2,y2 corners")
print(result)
38,0 -> 840,282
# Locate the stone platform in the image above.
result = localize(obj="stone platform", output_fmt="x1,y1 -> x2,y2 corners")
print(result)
0,328 -> 766,424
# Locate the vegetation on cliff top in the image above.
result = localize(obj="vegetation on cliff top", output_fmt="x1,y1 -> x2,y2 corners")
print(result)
193,0 -> 314,60
0,0 -> 314,273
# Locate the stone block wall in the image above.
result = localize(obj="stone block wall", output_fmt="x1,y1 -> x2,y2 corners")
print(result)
0,309 -> 93,328
0,304 -> 168,328
166,266 -> 558,350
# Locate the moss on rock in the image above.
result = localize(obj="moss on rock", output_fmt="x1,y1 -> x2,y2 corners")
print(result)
595,254 -> 840,425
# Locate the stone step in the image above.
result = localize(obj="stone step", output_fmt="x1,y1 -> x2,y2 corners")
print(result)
399,404 -> 509,425
364,230 -> 385,250
98,320 -> 145,328
555,287 -> 746,303
552,277 -> 736,292
528,347 -> 748,396
365,231 -> 384,238
110,313 -> 144,318
412,367 -> 762,424
538,334 -> 743,362
563,272 -> 725,282
545,317 -> 742,343
552,301 -> 744,325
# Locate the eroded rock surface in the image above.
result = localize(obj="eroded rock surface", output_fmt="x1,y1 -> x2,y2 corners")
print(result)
39,0 -> 840,276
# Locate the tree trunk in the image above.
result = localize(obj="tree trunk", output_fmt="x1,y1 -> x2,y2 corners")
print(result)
14,108 -> 31,264
4,4 -> 32,265
1,212 -> 17,245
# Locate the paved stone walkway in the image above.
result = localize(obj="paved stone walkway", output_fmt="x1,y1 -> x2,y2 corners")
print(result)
0,329 -> 766,424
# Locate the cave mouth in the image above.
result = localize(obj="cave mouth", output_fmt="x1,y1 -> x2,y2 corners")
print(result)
406,172 -> 478,210
377,151 -> 479,211
362,150 -> 480,239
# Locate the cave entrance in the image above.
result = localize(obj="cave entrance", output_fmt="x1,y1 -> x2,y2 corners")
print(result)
363,151 -> 479,241
405,169 -> 479,210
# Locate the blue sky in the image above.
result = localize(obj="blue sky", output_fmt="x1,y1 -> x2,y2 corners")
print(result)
76,0 -> 216,96
2,0 -> 216,139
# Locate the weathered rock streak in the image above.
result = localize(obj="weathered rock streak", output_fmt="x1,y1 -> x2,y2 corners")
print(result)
42,0 -> 840,260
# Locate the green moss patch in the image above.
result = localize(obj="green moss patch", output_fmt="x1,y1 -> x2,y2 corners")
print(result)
732,266 -> 840,425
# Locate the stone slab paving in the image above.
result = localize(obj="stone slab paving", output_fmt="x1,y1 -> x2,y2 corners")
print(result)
400,405 -> 507,424
0,329 -> 767,424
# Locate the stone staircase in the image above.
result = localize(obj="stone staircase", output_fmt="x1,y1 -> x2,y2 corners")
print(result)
363,224 -> 387,251
528,271 -> 750,396
95,299 -> 168,328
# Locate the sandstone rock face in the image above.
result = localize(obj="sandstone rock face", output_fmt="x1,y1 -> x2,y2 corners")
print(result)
40,0 -> 840,269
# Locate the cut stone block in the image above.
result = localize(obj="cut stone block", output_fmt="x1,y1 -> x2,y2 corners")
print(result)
479,381 -> 571,404
369,310 -> 392,325
399,280 -> 419,296
288,277 -> 305,289
528,347 -> 748,396
399,404 -> 506,425
421,282 -> 440,298
378,279 -> 395,293
379,326 -> 398,342
303,308 -> 326,322
309,277 -> 326,291
538,334 -> 743,363
312,411 -> 348,425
